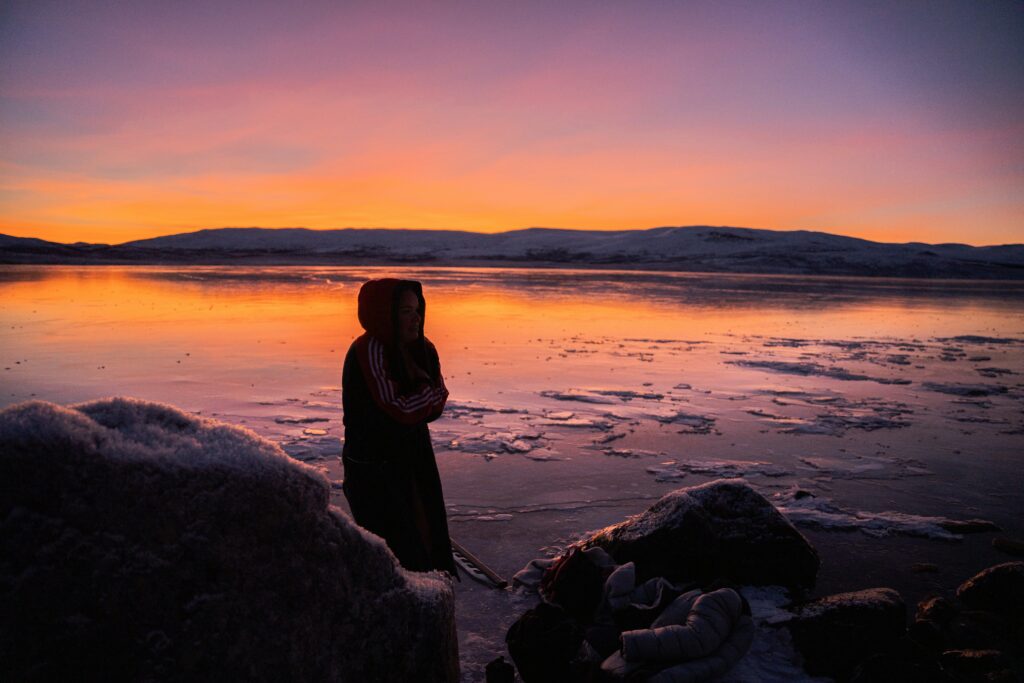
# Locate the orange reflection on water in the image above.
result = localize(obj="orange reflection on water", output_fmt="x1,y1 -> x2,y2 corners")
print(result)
2,265 -> 1023,409
1,266 -> 359,359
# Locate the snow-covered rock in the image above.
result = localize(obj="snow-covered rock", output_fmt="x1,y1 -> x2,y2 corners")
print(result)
582,479 -> 820,588
0,398 -> 457,682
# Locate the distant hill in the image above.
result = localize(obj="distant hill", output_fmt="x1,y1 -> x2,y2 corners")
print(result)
3,226 -> 1024,279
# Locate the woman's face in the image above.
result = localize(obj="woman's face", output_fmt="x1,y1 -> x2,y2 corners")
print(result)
397,289 -> 422,344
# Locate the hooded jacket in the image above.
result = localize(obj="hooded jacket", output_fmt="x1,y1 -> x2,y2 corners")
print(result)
341,279 -> 456,575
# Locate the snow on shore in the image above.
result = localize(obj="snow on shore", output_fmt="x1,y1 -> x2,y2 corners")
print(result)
0,397 -> 457,682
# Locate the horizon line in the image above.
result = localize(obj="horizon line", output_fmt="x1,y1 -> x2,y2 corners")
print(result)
4,224 -> 1020,249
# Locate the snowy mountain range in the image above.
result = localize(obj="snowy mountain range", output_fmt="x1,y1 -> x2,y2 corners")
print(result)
3,226 -> 1023,279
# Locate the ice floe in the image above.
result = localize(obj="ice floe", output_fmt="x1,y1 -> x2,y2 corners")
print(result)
922,382 -> 1008,397
951,397 -> 994,408
444,399 -> 528,419
472,513 -> 515,522
795,454 -> 931,479
747,409 -> 785,419
623,338 -> 707,345
646,459 -> 790,481
758,336 -> 925,352
777,412 -> 911,436
948,414 -> 1009,425
533,411 -> 614,430
446,429 -> 545,459
643,408 -> 717,433
538,388 -> 669,403
281,435 -> 342,461
975,367 -> 1016,378
600,447 -> 663,459
772,489 -> 969,541
728,360 -> 912,385
594,431 -> 628,444
750,390 -> 913,435
538,389 -> 618,404
594,388 -> 666,401
935,335 -> 1023,345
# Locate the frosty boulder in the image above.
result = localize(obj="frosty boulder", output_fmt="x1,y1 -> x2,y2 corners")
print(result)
0,398 -> 457,682
583,479 -> 820,588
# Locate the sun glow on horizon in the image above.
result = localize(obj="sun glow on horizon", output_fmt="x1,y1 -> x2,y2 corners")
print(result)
1,2 -> 1022,247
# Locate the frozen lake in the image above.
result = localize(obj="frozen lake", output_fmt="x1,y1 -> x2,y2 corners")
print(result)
3,265 -> 1024,679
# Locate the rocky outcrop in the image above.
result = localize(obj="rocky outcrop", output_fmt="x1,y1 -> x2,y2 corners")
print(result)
0,398 -> 457,682
509,481 -> 1024,682
955,562 -> 1024,623
941,649 -> 1015,681
507,482 -> 811,682
505,602 -> 586,682
892,563 -> 1024,682
854,563 -> 1024,683
583,479 -> 820,588
787,588 -> 906,679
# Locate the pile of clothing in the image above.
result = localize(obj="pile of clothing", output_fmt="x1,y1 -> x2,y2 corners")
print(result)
509,547 -> 754,682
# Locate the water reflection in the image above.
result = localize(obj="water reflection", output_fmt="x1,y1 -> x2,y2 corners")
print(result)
4,265 -> 1022,305
1,265 -> 1022,411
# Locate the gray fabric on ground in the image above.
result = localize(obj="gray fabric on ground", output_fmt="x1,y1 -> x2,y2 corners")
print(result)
514,548 -> 753,682
512,557 -> 557,588
647,616 -> 755,683
601,587 -> 753,681
623,588 -> 744,662
603,562 -> 683,616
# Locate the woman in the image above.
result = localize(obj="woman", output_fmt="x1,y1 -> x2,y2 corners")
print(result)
341,278 -> 457,575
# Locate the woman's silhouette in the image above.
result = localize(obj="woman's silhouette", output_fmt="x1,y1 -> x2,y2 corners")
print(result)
341,278 -> 456,575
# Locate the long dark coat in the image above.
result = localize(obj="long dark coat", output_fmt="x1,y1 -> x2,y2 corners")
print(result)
341,278 -> 456,575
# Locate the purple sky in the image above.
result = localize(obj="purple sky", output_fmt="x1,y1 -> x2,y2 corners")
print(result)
1,0 -> 1021,244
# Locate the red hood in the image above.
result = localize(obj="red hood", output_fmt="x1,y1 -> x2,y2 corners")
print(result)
357,278 -> 425,346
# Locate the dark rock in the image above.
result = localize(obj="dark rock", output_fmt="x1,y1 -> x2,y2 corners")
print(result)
917,596 -> 957,625
540,547 -> 610,622
907,618 -> 945,652
0,399 -> 457,682
940,649 -> 1014,682
506,603 -> 584,683
956,562 -> 1024,623
787,588 -> 906,679
983,672 -> 1020,683
911,562 -> 940,573
940,519 -> 1001,534
581,479 -> 820,588
849,651 -> 954,683
992,536 -> 1024,557
945,611 -> 1018,653
485,656 -> 516,683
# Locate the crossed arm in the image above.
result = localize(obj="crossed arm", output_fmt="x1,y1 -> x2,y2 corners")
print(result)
359,336 -> 448,425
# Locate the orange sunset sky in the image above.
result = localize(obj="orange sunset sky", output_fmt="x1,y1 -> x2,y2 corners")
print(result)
1,1 -> 1022,246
